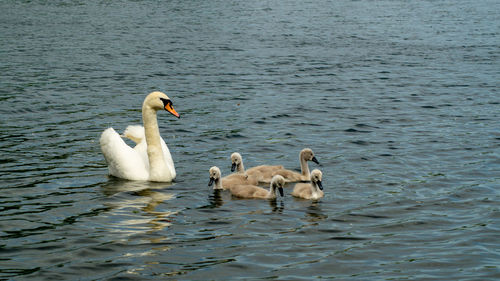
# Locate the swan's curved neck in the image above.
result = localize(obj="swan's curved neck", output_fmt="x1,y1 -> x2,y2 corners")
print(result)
143,105 -> 170,181
300,154 -> 310,177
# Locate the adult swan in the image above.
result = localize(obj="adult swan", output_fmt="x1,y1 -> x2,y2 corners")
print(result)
100,91 -> 180,182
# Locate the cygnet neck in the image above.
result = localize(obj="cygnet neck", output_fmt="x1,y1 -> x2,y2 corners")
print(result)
312,181 -> 321,193
267,181 -> 280,199
214,177 -> 223,190
237,161 -> 245,173
299,153 -> 310,177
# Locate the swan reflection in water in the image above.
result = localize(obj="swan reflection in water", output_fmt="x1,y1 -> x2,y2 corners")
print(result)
269,199 -> 284,214
305,202 -> 328,222
101,177 -> 177,235
207,189 -> 225,208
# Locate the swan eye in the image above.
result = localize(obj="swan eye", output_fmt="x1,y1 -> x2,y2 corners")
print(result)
160,98 -> 172,107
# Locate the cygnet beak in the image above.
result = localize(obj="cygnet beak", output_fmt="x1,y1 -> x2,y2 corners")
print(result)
231,163 -> 237,172
278,187 -> 284,197
208,178 -> 214,187
317,180 -> 323,190
312,156 -> 319,165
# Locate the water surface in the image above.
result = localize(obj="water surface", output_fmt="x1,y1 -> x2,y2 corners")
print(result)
1,0 -> 499,280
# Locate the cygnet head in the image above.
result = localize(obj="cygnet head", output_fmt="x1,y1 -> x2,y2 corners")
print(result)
208,166 -> 222,188
310,169 -> 323,190
301,148 -> 319,164
143,91 -> 180,118
231,152 -> 243,172
271,175 -> 286,197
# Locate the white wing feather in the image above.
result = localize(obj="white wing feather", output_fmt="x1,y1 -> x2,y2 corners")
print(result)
100,127 -> 149,181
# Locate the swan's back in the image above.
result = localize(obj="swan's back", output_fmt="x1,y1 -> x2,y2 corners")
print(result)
100,127 -> 149,180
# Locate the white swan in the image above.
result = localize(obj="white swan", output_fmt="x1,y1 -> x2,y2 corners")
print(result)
291,169 -> 324,200
100,91 -> 180,182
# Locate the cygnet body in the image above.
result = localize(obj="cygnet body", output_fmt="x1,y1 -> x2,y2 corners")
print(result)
291,169 -> 324,200
230,175 -> 286,200
208,166 -> 258,190
231,152 -> 283,183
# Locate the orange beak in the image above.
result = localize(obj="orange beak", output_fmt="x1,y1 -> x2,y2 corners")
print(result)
165,103 -> 180,118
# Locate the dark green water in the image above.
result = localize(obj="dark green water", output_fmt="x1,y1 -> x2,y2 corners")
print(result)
1,0 -> 499,280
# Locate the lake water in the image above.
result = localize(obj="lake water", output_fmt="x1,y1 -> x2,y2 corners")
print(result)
1,0 -> 499,280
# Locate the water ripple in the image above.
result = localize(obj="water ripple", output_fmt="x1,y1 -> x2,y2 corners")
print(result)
1,0 -> 499,280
